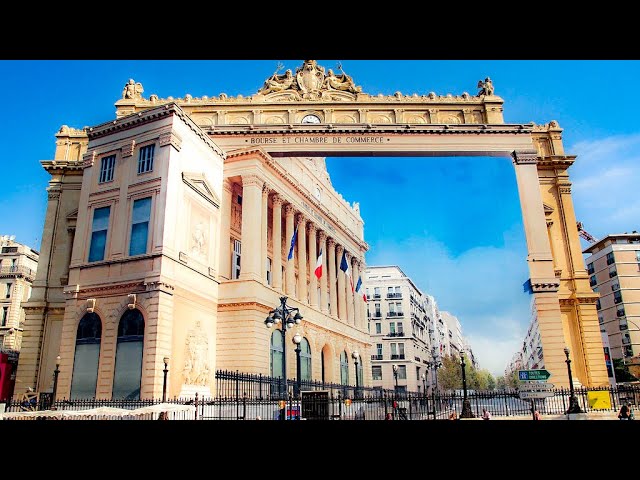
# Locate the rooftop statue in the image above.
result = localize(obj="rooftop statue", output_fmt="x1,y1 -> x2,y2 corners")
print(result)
476,77 -> 494,96
122,78 -> 144,100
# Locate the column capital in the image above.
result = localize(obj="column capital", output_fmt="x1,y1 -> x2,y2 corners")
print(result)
307,222 -> 317,235
327,237 -> 336,248
335,244 -> 344,254
318,230 -> 327,243
262,183 -> 271,196
271,193 -> 283,206
284,203 -> 295,216
511,150 -> 539,165
241,173 -> 265,188
296,213 -> 306,226
223,178 -> 233,193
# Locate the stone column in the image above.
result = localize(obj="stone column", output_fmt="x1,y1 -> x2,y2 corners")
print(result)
352,258 -> 361,329
239,174 -> 264,282
308,223 -> 317,307
346,252 -> 355,326
318,231 -> 328,314
271,194 -> 283,291
328,238 -> 338,318
261,183 -> 269,284
296,214 -> 307,303
285,204 -> 295,296
219,179 -> 233,281
359,257 -> 367,328
336,245 -> 346,322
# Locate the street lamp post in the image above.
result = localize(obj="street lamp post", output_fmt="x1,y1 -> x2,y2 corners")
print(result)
352,351 -> 360,398
162,356 -> 170,402
265,296 -> 303,419
293,333 -> 302,399
564,347 -> 583,414
460,352 -> 474,418
51,355 -> 61,407
392,364 -> 399,392
421,373 -> 427,395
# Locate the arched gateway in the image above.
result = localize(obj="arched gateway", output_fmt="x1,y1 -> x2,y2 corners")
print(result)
16,61 -> 607,400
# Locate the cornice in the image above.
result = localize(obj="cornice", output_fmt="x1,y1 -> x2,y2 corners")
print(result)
41,160 -> 84,173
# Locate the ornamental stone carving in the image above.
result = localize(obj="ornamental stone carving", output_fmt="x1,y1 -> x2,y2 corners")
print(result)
183,320 -> 210,386
257,60 -> 362,100
477,77 -> 494,96
511,151 -> 539,165
122,79 -> 144,100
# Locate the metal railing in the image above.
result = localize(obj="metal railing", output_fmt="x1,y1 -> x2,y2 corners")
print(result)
0,266 -> 36,278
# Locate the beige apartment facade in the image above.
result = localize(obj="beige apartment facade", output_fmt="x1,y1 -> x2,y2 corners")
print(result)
365,266 -> 432,393
584,233 -> 640,361
0,236 -> 38,356
16,60 -> 607,397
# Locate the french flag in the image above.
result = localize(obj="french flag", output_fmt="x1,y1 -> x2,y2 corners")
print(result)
355,276 -> 366,302
340,250 -> 354,293
314,249 -> 323,279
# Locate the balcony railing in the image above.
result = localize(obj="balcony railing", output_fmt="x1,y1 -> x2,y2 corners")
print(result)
614,296 -> 623,304
371,354 -> 383,361
371,313 -> 382,318
372,294 -> 381,299
620,322 -> 628,331
387,332 -> 405,337
0,266 -> 36,279
607,256 -> 615,265
617,309 -> 626,317
609,270 -> 618,278
622,337 -> 631,345
386,293 -> 402,299
387,312 -> 404,317
391,354 -> 405,360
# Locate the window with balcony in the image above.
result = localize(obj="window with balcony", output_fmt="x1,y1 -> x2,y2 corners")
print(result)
620,319 -> 628,330
612,283 -> 620,291
389,303 -> 396,316
589,275 -> 597,287
606,252 -> 615,265
396,302 -> 403,316
374,303 -> 381,317
398,322 -> 403,335
587,262 -> 595,275
397,365 -> 407,380
374,287 -> 380,299
617,307 -> 625,317
598,314 -> 604,324
609,266 -> 617,278
622,333 -> 631,345
5,282 -> 11,299
387,286 -> 393,297
371,343 -> 383,361
372,365 -> 382,380
390,322 -> 396,334
614,290 -> 623,304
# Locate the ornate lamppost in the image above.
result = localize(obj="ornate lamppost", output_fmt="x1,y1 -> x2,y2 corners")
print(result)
51,355 -> 61,407
265,296 -> 303,413
460,352 -> 474,418
392,364 -> 399,392
564,347 -> 583,414
352,351 -> 360,398
292,333 -> 302,399
162,356 -> 170,402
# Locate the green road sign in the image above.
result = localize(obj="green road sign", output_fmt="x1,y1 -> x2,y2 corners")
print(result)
518,369 -> 551,381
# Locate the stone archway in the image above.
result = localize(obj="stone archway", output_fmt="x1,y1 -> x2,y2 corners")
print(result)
321,343 -> 335,384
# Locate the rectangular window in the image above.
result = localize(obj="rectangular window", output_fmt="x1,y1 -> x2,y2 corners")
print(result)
398,322 -> 404,334
396,302 -> 403,315
129,197 -> 152,256
399,343 -> 405,358
374,303 -> 381,316
389,303 -> 396,315
365,288 -> 370,300
374,287 -> 380,298
266,257 -> 272,286
596,299 -> 601,310
376,343 -> 383,356
395,286 -> 401,295
232,240 -> 241,279
598,314 -> 604,324
612,283 -> 620,291
397,365 -> 407,380
99,154 -> 116,183
609,266 -> 617,278
5,283 -> 12,298
137,144 -> 155,174
617,307 -> 625,317
372,366 -> 382,380
88,206 -> 110,262
614,291 -> 623,304
390,343 -> 397,355
587,262 -> 595,275
589,275 -> 597,287
606,252 -> 615,265
636,251 -> 640,264
416,366 -> 421,381
387,286 -> 393,297
390,322 -> 396,334
375,323 -> 381,334
1,307 -> 7,326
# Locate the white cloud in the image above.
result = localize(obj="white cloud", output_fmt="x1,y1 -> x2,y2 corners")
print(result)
367,227 -> 530,377
570,133 -> 640,238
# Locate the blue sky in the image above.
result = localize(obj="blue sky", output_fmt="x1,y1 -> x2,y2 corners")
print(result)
1,60 -> 638,375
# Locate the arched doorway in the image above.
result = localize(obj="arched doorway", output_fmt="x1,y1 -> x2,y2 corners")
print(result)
70,312 -> 102,399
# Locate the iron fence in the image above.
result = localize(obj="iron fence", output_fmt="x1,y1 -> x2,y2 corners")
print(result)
2,373 -> 638,420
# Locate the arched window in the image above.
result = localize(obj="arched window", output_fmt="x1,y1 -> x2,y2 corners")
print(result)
70,313 -> 102,399
321,350 -> 325,383
300,337 -> 311,382
357,359 -> 364,387
112,309 -> 144,399
270,330 -> 284,378
340,351 -> 349,385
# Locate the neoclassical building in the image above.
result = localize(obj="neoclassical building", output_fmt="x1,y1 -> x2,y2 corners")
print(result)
16,93 -> 369,400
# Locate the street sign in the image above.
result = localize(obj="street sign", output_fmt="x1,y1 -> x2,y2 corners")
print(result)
518,382 -> 555,391
519,391 -> 554,399
518,369 -> 551,381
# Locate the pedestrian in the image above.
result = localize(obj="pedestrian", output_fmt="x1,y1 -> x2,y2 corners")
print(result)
482,408 -> 491,420
384,412 -> 393,420
618,403 -> 631,420
448,409 -> 458,420
533,409 -> 541,420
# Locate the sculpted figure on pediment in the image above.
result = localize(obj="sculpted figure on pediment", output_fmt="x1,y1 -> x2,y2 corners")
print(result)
122,78 -> 144,100
259,66 -> 296,95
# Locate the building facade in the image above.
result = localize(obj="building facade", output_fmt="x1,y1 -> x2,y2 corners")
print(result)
584,232 -> 640,361
440,311 -> 463,357
0,236 -> 38,400
16,101 -> 370,400
365,266 -> 434,393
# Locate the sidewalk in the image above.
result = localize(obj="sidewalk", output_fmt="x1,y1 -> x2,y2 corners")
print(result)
464,411 -> 619,420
